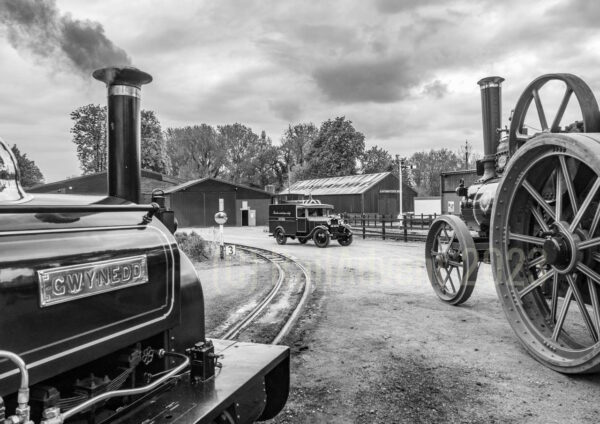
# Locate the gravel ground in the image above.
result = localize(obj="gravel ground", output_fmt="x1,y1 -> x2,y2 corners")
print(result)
189,226 -> 600,424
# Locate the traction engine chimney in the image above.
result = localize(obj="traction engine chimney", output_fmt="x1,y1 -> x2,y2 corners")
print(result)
477,76 -> 504,181
93,67 -> 152,203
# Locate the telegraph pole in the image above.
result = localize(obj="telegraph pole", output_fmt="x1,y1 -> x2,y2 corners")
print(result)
464,140 -> 471,170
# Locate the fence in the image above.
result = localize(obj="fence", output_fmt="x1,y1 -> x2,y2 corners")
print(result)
341,213 -> 439,242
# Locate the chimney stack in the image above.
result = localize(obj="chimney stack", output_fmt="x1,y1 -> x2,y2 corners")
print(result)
477,76 -> 504,181
93,67 -> 152,203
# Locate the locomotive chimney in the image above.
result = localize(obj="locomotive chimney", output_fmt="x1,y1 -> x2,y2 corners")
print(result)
93,67 -> 152,203
477,76 -> 504,181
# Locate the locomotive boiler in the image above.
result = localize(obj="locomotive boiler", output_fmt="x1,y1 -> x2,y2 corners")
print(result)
0,67 -> 289,423
426,73 -> 600,373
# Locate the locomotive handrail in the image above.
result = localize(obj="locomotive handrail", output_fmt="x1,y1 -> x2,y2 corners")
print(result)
0,203 -> 159,214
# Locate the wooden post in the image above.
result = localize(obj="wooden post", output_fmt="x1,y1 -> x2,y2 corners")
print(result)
403,214 -> 408,242
362,214 -> 366,239
421,213 -> 424,229
382,217 -> 386,240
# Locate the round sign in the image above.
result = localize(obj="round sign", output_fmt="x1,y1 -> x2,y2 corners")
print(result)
214,211 -> 228,225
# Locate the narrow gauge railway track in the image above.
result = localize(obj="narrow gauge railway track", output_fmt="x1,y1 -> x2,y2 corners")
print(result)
213,244 -> 311,345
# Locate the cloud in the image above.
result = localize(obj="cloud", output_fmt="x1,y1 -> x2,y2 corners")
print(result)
547,0 -> 600,27
3,0 -> 600,183
313,56 -> 419,103
422,80 -> 449,99
269,99 -> 302,122
0,0 -> 130,75
374,0 -> 433,14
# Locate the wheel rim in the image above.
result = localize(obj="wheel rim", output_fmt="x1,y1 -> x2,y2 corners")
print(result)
508,73 -> 600,155
493,134 -> 600,371
425,216 -> 478,304
314,230 -> 327,246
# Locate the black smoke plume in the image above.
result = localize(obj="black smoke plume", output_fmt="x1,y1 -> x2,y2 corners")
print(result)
0,0 -> 130,75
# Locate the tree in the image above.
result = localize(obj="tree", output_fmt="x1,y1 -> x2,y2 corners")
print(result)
457,140 -> 481,170
246,131 -> 285,189
70,104 -> 170,175
70,104 -> 107,175
409,149 -> 463,196
281,123 -> 318,168
218,123 -> 260,184
361,145 -> 394,174
166,124 -> 225,179
11,144 -> 44,187
302,117 -> 365,179
141,110 -> 171,174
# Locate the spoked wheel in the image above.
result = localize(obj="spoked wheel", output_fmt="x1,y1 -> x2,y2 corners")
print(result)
508,73 -> 600,155
274,228 -> 287,245
492,133 -> 600,373
313,228 -> 330,248
425,215 -> 479,305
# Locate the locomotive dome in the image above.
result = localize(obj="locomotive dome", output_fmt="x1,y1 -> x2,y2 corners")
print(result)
0,137 -> 29,203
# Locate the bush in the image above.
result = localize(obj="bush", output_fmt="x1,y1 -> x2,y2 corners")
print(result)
175,232 -> 211,260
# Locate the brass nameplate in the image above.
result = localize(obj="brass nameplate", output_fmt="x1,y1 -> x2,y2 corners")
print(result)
37,255 -> 149,307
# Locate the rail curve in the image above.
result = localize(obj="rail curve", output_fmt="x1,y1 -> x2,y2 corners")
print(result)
218,244 -> 312,345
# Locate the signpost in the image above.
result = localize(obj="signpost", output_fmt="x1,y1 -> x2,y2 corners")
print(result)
214,198 -> 227,260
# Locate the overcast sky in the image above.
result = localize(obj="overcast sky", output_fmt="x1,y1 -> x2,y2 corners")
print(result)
1,0 -> 599,182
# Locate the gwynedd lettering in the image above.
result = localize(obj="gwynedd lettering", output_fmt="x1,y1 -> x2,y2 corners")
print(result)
37,255 -> 149,307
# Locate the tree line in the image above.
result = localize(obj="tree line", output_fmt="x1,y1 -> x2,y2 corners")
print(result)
11,104 -> 480,195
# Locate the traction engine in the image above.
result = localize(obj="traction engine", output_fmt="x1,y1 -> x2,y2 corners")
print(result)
0,67 -> 289,423
426,74 -> 600,373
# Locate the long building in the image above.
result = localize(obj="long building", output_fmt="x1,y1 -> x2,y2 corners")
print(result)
278,172 -> 417,215
28,170 -> 183,203
163,177 -> 274,227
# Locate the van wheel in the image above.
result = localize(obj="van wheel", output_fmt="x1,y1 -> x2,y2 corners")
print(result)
298,237 -> 308,244
338,234 -> 353,246
313,228 -> 330,248
275,228 -> 287,245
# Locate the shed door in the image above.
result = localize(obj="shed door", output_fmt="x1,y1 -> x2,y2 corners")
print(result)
378,193 -> 399,216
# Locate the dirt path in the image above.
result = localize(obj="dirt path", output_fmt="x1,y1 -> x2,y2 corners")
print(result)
192,227 -> 600,423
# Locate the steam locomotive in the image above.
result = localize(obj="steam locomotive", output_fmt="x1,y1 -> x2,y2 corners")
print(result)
426,74 -> 600,373
0,67 -> 289,423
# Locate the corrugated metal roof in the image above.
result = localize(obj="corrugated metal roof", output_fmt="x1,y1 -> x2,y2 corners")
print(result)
280,172 -> 392,195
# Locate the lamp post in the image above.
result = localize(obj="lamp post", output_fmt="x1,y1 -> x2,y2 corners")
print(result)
396,155 -> 415,225
396,154 -> 403,218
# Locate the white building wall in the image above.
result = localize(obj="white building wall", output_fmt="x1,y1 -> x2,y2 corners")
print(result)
414,197 -> 441,215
